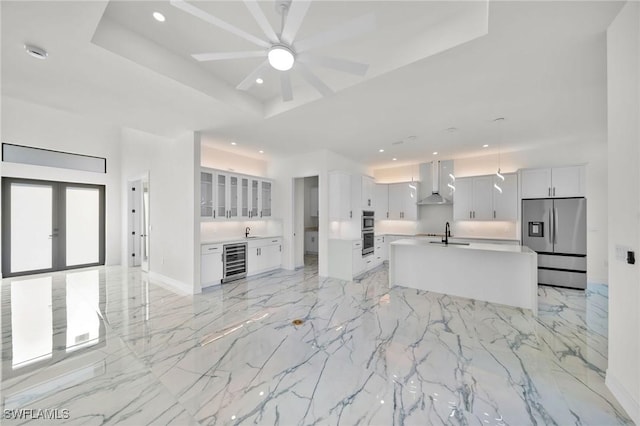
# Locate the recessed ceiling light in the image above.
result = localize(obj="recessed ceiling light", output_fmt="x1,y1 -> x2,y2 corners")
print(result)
259,150 -> 264,154
433,151 -> 438,155
493,117 -> 505,122
256,77 -> 264,84
378,149 -> 384,153
406,135 -> 417,140
483,144 -> 489,148
153,12 -> 166,22
230,142 -> 237,146
392,158 -> 397,161
24,44 -> 48,60
392,140 -> 403,146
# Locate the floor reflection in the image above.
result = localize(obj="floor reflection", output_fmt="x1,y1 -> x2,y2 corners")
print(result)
1,269 -> 106,379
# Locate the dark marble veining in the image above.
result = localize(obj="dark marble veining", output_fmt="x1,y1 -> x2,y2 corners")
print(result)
0,259 -> 632,425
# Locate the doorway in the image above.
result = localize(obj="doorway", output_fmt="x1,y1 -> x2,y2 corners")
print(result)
1,177 -> 105,277
293,176 -> 319,271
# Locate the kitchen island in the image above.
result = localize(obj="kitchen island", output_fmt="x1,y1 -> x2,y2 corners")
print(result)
389,239 -> 538,313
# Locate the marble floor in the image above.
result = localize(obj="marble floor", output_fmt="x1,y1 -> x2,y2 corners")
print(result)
0,259 -> 632,425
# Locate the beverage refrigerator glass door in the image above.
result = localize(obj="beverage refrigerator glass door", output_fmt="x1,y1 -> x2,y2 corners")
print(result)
362,210 -> 374,230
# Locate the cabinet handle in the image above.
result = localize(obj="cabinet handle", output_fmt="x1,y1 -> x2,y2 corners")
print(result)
350,210 -> 352,219
469,211 -> 472,219
272,240 -> 278,243
260,211 -> 263,218
208,247 -> 218,251
257,248 -> 259,256
553,187 -> 556,196
548,187 -> 551,197
213,210 -> 216,219
386,212 -> 389,219
493,210 -> 496,219
279,245 -> 281,252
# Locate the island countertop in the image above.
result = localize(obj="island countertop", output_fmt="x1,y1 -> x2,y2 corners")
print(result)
391,238 -> 534,254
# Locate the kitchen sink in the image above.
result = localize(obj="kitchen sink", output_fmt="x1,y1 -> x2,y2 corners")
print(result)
428,241 -> 470,246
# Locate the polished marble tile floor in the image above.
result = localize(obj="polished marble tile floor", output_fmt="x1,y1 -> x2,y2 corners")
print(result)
0,259 -> 632,425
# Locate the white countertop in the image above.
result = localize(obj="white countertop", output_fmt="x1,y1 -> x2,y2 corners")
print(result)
201,235 -> 282,245
391,238 -> 535,254
376,233 -> 519,242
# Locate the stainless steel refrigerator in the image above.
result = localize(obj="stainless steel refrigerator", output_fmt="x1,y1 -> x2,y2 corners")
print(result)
522,198 -> 587,289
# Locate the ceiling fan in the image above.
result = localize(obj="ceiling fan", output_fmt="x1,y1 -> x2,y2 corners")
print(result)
170,0 -> 375,102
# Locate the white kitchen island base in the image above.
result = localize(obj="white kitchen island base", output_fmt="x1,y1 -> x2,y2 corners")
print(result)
389,239 -> 538,313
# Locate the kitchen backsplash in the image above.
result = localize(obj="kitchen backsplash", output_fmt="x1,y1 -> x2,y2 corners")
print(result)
201,220 -> 283,241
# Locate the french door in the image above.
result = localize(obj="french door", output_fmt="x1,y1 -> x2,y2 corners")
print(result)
1,178 -> 105,277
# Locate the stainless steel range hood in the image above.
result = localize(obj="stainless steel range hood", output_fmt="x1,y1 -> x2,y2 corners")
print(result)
418,160 -> 452,205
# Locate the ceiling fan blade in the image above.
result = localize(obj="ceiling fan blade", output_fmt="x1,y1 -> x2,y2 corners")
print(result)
298,53 -> 369,76
297,63 -> 333,97
170,0 -> 269,48
295,12 -> 376,53
243,0 -> 279,44
236,60 -> 270,90
280,73 -> 293,102
192,50 -> 267,62
280,0 -> 312,45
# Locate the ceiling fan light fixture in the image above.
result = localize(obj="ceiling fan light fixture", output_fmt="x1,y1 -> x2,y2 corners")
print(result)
268,45 -> 295,71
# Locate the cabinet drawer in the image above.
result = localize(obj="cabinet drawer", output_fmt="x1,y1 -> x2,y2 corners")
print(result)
538,254 -> 586,271
248,237 -> 283,248
201,244 -> 222,254
375,236 -> 384,243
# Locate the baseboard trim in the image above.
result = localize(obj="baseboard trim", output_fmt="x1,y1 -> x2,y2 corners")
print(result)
148,271 -> 194,295
606,369 -> 640,424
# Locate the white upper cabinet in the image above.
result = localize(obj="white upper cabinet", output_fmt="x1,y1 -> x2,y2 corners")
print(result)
388,182 -> 419,220
329,171 -> 352,221
454,173 -> 518,221
361,176 -> 375,210
551,166 -> 585,197
200,171 -> 214,218
493,173 -> 518,220
200,168 -> 273,221
374,184 -> 389,220
453,177 -> 473,220
520,165 -> 584,198
472,176 -> 494,220
350,174 -> 362,218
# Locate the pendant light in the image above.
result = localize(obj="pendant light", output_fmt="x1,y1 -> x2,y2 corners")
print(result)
494,117 -> 505,193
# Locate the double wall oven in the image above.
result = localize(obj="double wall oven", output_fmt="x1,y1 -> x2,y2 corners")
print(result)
362,210 -> 374,256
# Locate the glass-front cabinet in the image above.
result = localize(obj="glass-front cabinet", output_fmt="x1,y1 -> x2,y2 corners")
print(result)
200,168 -> 273,221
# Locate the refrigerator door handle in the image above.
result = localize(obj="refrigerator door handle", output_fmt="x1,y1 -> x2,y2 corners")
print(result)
548,209 -> 553,244
554,207 -> 558,244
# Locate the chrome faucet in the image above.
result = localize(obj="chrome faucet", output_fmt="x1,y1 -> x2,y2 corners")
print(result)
443,222 -> 451,245
245,227 -> 251,238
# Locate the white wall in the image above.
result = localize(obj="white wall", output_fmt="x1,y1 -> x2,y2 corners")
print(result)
606,2 -> 640,423
201,144 -> 268,177
269,150 -> 367,277
0,97 -> 122,271
120,128 -> 197,293
373,141 -> 608,283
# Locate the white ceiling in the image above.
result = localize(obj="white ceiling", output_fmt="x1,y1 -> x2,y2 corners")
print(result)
1,1 -> 624,168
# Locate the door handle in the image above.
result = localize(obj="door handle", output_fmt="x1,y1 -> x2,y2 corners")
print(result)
554,208 -> 558,244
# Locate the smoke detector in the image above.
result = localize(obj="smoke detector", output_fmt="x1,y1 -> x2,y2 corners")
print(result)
24,44 -> 48,60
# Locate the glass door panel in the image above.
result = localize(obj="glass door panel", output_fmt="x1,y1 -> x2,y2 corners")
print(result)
217,174 -> 226,218
261,181 -> 272,217
9,182 -> 54,273
200,172 -> 213,217
250,180 -> 259,218
66,187 -> 100,267
229,176 -> 238,218
241,178 -> 249,218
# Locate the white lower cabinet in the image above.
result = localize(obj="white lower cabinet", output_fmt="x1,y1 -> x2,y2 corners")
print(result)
375,236 -> 387,264
353,243 -> 365,276
305,231 -> 318,253
248,238 -> 282,276
201,244 -> 223,287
